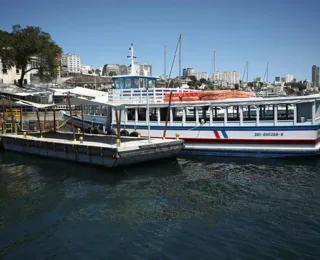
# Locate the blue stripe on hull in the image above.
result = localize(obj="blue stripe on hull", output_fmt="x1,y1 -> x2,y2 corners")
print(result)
112,124 -> 320,131
182,149 -> 320,158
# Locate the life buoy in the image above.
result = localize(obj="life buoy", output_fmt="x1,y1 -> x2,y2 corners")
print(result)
120,129 -> 129,136
129,131 -> 139,137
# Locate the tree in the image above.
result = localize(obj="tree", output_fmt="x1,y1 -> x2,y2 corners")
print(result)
0,25 -> 62,88
95,69 -> 101,75
188,76 -> 197,82
200,78 -> 207,84
108,71 -> 117,76
234,83 -> 240,90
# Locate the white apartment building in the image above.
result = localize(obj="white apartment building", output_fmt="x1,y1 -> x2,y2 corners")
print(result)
61,53 -> 81,73
214,71 -> 240,84
281,74 -> 294,83
193,72 -> 209,80
0,58 -> 32,85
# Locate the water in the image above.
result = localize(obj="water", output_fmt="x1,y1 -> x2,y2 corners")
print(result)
0,152 -> 319,259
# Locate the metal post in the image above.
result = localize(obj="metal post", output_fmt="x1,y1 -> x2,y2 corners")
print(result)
163,91 -> 173,139
81,104 -> 85,136
146,85 -> 151,143
36,109 -> 43,138
67,95 -> 76,142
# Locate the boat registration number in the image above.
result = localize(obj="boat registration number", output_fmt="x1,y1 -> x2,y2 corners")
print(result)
254,132 -> 284,137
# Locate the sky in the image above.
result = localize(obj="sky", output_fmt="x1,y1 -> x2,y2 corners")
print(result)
1,0 -> 320,81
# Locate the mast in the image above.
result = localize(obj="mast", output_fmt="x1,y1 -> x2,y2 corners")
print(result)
127,43 -> 137,76
179,34 -> 182,78
211,49 -> 216,79
246,61 -> 249,83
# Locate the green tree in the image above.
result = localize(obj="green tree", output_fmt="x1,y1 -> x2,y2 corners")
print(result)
188,76 -> 197,82
234,83 -> 240,90
95,69 -> 101,75
0,25 -> 62,87
200,78 -> 207,84
187,81 -> 195,87
108,71 -> 117,76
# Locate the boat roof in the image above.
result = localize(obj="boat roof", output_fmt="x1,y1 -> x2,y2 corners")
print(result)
112,75 -> 160,80
51,87 -> 108,98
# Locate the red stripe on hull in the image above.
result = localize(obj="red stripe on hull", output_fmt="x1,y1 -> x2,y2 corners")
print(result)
213,130 -> 220,139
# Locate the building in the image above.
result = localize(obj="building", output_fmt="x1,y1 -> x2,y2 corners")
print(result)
255,77 -> 263,82
193,72 -> 209,81
61,53 -> 81,73
275,76 -> 281,82
214,71 -> 240,84
312,65 -> 320,87
81,65 -> 94,74
0,58 -> 32,84
183,68 -> 194,77
281,74 -> 293,83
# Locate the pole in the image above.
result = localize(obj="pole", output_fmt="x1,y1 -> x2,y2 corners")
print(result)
20,105 -> 23,132
146,86 -> 151,143
2,99 -> 5,134
53,107 -> 56,133
246,61 -> 249,83
162,91 -> 173,139
36,109 -> 43,138
43,109 -> 47,132
81,104 -> 85,136
67,95 -> 76,142
179,34 -> 182,78
9,98 -> 15,134
164,45 -> 166,81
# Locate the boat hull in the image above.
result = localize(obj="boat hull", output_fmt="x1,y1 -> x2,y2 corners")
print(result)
63,113 -> 320,158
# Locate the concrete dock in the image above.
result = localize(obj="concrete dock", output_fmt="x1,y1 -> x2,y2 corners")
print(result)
0,132 -> 184,168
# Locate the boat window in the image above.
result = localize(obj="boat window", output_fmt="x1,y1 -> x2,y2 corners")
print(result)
297,103 -> 312,123
101,106 -> 107,116
186,107 -> 196,121
127,108 -> 135,121
212,106 -> 224,121
95,105 -> 101,115
160,107 -> 168,121
89,105 -> 94,115
259,105 -> 274,120
125,79 -> 131,89
138,108 -> 146,121
173,107 -> 183,121
198,106 -> 210,122
243,105 -> 257,121
277,104 -> 293,121
84,105 -> 89,115
227,106 -> 239,121
150,108 -> 158,121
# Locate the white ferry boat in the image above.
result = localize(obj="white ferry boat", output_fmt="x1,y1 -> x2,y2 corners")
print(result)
61,45 -> 320,158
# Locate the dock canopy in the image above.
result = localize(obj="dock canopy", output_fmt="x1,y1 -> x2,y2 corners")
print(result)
55,96 -> 108,107
0,98 -> 55,108
51,87 -> 108,99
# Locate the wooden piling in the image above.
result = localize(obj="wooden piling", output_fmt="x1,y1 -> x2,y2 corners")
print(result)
53,107 -> 56,133
43,109 -> 47,131
162,91 -> 173,139
36,109 -> 43,138
81,104 -> 85,136
67,95 -> 76,142
2,99 -> 5,134
9,98 -> 15,134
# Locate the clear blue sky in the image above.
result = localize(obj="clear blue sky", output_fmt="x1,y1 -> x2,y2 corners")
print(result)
1,0 -> 319,81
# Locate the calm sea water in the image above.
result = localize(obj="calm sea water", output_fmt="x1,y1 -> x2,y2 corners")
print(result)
0,152 -> 319,259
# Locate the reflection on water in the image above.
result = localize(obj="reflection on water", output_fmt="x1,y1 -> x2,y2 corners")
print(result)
0,151 -> 319,259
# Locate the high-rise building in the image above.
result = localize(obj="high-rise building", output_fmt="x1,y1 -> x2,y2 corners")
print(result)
183,68 -> 194,77
312,65 -> 320,87
102,62 -> 151,77
61,53 -> 81,73
193,72 -> 209,81
214,71 -> 240,84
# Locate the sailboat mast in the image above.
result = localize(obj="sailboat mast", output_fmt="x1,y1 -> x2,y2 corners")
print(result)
246,61 -> 249,83
164,45 -> 167,81
179,34 -> 182,78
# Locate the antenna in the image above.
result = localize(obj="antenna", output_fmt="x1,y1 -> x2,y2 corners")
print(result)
127,43 -> 137,75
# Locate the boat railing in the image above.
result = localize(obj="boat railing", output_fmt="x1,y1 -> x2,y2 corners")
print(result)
108,88 -> 196,103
